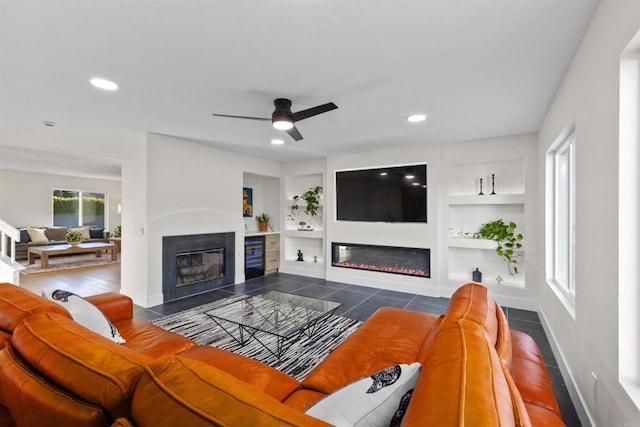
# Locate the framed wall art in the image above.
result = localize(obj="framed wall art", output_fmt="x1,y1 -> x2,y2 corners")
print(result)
243,187 -> 253,217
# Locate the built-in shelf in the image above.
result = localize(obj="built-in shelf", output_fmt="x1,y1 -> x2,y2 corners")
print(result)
445,156 -> 528,290
447,194 -> 525,205
283,230 -> 324,239
448,274 -> 525,289
281,171 -> 325,278
447,237 -> 496,250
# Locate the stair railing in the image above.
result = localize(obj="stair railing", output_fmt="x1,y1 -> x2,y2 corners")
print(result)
0,219 -> 20,264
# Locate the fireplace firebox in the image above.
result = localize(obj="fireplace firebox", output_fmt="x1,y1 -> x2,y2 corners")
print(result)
176,248 -> 224,287
331,242 -> 430,278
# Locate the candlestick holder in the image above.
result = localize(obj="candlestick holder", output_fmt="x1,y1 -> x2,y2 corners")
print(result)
490,173 -> 496,195
478,178 -> 484,195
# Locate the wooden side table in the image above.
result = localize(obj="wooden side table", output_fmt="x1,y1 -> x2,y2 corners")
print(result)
108,237 -> 121,253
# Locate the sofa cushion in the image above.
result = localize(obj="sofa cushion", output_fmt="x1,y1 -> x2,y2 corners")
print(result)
178,345 -> 299,402
0,345 -> 111,427
114,319 -> 196,359
42,288 -> 125,343
402,320 -> 516,426
0,283 -> 71,334
510,331 -> 562,417
303,307 -> 439,394
11,311 -> 152,419
284,389 -> 327,411
26,227 -> 48,243
128,355 -> 331,427
18,228 -> 30,243
44,226 -> 68,241
71,226 -> 91,240
89,227 -> 105,239
443,282 -> 501,347
305,362 -> 421,427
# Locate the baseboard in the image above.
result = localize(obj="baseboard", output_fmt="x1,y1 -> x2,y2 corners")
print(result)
120,288 -> 164,308
537,306 -> 596,427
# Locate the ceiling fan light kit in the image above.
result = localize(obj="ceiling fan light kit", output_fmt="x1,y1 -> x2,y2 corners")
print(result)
212,97 -> 338,142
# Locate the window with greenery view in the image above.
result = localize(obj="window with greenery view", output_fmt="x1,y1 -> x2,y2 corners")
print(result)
53,190 -> 106,228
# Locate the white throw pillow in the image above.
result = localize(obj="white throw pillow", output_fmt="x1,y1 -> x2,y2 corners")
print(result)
41,288 -> 126,344
71,226 -> 91,240
305,362 -> 421,427
26,227 -> 49,243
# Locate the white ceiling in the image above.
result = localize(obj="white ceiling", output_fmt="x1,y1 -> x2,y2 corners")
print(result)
0,0 -> 598,180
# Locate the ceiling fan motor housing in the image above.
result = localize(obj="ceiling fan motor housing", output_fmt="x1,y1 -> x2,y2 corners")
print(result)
272,98 -> 294,122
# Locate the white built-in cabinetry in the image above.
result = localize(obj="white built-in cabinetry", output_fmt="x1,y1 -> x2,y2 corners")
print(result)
446,158 -> 526,288
281,172 -> 325,277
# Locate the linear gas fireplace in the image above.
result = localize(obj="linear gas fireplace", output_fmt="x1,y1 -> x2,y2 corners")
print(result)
331,242 -> 430,278
163,232 -> 235,302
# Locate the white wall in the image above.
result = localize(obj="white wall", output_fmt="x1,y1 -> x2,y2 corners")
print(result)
120,133 -> 280,307
0,170 -> 121,232
325,144 -> 440,295
537,1 -> 640,425
440,134 -> 538,308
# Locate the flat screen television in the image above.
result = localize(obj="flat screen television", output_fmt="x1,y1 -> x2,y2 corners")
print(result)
336,164 -> 427,223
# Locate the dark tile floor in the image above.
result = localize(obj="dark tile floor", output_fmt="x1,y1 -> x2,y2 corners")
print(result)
136,272 -> 580,426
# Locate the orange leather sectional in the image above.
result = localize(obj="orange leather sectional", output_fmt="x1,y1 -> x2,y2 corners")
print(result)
0,282 -> 565,426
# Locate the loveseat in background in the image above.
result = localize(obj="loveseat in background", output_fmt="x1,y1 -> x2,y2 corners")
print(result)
10,226 -> 110,260
0,282 -> 565,426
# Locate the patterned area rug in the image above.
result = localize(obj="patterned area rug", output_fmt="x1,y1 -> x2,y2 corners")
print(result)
151,295 -> 361,380
20,253 -> 120,275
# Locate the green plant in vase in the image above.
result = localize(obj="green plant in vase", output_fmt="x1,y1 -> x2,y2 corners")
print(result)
289,186 -> 323,228
256,213 -> 270,232
476,219 -> 524,274
290,186 -> 323,216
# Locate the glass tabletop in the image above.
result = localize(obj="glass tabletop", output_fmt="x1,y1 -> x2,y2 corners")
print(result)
205,291 -> 342,338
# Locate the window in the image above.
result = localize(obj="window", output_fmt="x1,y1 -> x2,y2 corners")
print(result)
552,132 -> 576,297
53,190 -> 106,228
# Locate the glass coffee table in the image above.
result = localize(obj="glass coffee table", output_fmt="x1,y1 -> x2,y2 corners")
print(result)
205,291 -> 342,358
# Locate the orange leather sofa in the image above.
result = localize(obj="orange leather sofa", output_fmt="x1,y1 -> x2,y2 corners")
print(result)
0,282 -> 565,426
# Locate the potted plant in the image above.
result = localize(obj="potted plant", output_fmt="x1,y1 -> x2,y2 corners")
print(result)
65,230 -> 84,246
476,219 -> 524,274
289,186 -> 323,222
113,225 -> 122,237
256,213 -> 270,232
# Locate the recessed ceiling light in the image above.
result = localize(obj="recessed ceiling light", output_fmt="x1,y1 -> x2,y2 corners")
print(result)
407,114 -> 427,123
90,77 -> 119,91
270,138 -> 285,145
405,174 -> 415,179
380,172 -> 388,176
412,182 -> 420,186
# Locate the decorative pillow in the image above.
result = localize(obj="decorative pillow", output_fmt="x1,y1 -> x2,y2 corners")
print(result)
19,228 -> 31,243
41,289 -> 126,344
70,226 -> 91,240
305,362 -> 421,427
26,227 -> 49,243
44,226 -> 68,242
89,227 -> 105,239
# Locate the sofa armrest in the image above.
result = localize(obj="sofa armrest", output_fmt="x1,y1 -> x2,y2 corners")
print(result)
84,292 -> 133,323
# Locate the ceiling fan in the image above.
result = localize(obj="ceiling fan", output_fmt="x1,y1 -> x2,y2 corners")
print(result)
212,98 -> 338,142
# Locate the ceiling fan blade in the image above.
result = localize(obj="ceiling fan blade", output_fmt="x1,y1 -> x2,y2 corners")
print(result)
286,125 -> 304,141
212,113 -> 270,122
292,102 -> 338,122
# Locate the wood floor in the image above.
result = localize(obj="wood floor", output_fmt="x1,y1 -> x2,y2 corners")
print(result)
18,263 -> 121,297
